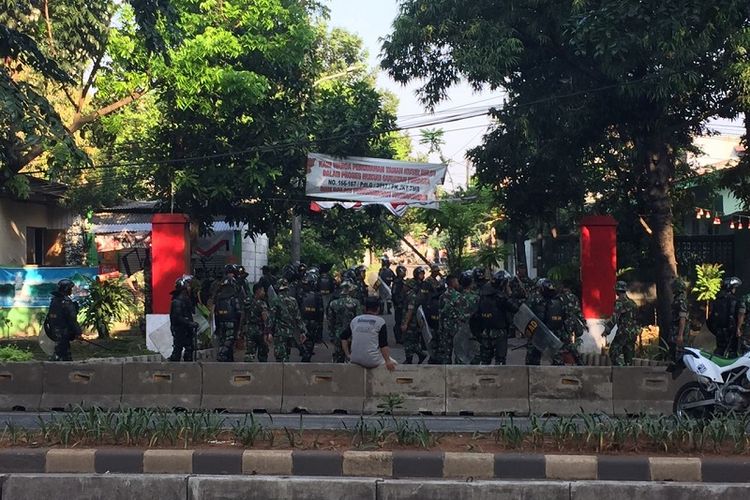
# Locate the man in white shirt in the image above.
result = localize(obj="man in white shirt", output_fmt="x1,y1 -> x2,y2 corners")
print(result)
341,296 -> 396,371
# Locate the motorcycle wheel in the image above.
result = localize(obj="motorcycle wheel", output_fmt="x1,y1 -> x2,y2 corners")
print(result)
673,381 -> 715,419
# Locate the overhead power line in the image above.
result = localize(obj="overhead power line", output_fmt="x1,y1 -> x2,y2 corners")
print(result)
22,71 -> 680,178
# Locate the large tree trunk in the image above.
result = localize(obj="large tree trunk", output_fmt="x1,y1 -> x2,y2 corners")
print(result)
642,138 -> 678,350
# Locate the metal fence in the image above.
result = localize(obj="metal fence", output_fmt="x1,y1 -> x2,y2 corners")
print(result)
675,235 -> 735,277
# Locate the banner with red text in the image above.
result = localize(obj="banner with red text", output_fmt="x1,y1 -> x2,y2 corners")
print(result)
305,153 -> 446,203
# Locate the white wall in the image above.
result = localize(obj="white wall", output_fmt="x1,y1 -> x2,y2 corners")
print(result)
241,233 -> 269,283
0,199 -> 74,266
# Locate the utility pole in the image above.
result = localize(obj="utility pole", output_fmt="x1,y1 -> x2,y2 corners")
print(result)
291,214 -> 301,263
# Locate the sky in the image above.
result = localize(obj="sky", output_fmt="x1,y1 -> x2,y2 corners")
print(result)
325,0 -> 746,191
326,0 -> 503,190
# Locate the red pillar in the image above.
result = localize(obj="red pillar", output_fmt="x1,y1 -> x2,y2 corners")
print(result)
580,215 -> 617,320
151,214 -> 190,314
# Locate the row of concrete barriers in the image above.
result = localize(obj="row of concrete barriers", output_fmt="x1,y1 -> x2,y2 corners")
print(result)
3,475 -> 750,500
0,362 -> 694,415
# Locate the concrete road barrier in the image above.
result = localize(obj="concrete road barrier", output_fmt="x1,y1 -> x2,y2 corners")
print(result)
377,480 -> 570,500
121,363 -> 201,409
612,366 -> 693,415
364,365 -> 446,414
187,475 -> 376,500
282,363 -> 364,414
40,362 -> 122,410
0,362 -> 42,411
200,363 -> 282,413
445,366 -> 529,416
528,366 -> 613,415
570,481 -> 750,500
2,474 -> 186,500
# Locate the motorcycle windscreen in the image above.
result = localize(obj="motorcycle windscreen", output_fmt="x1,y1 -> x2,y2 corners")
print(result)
513,304 -> 563,353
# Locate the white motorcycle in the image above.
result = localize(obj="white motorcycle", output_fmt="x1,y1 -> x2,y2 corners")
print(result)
673,347 -> 750,418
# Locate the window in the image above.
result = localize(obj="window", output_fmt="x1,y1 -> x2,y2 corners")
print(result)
25,227 -> 45,265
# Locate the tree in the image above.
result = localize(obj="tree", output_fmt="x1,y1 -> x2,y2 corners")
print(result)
418,186 -> 501,273
382,0 -> 750,341
0,0 -> 173,190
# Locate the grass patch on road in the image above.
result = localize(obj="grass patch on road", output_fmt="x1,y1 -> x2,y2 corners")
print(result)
3,407 -> 750,456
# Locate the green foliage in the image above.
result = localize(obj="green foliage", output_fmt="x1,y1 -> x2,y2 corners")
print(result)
419,186 -> 502,273
692,264 -> 725,302
0,0 -> 172,189
78,277 -> 138,338
381,0 -> 750,339
0,345 -> 33,361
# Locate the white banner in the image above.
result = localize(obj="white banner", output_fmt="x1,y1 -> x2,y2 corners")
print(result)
306,153 -> 446,203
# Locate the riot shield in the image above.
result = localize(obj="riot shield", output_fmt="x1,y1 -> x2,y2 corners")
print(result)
38,324 -> 55,357
416,305 -> 433,346
452,325 -> 479,364
513,304 -> 563,353
375,277 -> 392,301
267,285 -> 277,301
147,320 -> 175,359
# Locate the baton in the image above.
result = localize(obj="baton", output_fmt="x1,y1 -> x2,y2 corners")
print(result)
77,337 -> 114,351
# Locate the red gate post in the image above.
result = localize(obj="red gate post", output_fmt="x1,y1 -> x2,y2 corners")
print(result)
146,214 -> 191,354
579,215 -> 617,353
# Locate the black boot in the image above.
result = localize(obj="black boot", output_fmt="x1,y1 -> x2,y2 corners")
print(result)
404,355 -> 413,364
417,352 -> 427,364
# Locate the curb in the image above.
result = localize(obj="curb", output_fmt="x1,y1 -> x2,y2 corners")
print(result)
2,449 -> 750,481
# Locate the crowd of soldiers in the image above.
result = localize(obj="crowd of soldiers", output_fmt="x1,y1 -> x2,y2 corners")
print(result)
166,256 -> 600,366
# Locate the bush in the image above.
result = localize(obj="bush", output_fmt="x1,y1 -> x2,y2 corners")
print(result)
0,345 -> 34,361
79,276 -> 138,338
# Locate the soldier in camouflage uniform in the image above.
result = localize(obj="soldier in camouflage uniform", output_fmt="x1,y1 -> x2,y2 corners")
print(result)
509,264 -> 534,304
603,281 -> 639,366
400,267 -> 427,364
739,293 -> 750,354
212,265 -> 243,362
391,265 -> 408,344
559,280 -> 584,364
327,281 -> 363,363
670,278 -> 690,360
477,271 -> 518,365
435,274 -> 466,364
244,283 -> 272,362
269,279 -> 308,362
526,279 -> 581,365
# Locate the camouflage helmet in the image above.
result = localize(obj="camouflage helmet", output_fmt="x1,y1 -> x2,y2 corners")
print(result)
175,275 -> 194,290
492,270 -> 512,288
339,280 -> 354,292
472,267 -> 487,283
537,278 -> 556,294
276,278 -> 290,291
723,277 -> 742,290
56,279 -> 75,295
671,278 -> 687,294
459,270 -> 474,288
615,281 -> 628,293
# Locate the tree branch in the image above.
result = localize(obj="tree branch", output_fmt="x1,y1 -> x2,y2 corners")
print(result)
74,49 -> 105,115
43,0 -> 55,55
69,88 -> 149,133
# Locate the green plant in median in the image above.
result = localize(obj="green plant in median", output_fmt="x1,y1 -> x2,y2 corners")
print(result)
0,345 -> 34,361
78,277 -> 138,338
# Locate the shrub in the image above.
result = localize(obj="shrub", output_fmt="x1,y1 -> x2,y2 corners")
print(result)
0,345 -> 34,361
